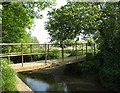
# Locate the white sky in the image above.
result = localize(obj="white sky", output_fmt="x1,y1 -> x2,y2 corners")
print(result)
30,0 -> 67,44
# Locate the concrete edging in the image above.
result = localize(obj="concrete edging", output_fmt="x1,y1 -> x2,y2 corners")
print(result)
16,76 -> 34,93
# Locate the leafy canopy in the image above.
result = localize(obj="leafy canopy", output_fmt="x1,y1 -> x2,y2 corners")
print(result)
2,1 -> 55,43
45,2 -> 101,43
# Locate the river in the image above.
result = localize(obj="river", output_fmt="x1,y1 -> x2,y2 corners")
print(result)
18,65 -> 113,93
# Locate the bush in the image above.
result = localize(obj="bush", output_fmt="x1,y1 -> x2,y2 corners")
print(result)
78,61 -> 96,73
49,49 -> 61,59
32,54 -> 46,61
94,52 -> 103,69
99,51 -> 120,91
64,52 -> 70,58
86,53 -> 94,61
68,51 -> 79,57
1,58 -> 17,91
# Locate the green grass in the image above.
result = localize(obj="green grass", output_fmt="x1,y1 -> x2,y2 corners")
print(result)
1,58 -> 18,92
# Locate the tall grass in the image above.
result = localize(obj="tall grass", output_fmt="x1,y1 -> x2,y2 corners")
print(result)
1,58 -> 17,92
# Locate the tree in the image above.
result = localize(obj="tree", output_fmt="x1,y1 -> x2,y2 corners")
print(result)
27,35 -> 39,43
21,1 -> 55,19
0,4 -> 2,42
2,1 -> 55,52
2,2 -> 33,43
98,2 -> 120,91
45,2 -> 100,44
46,1 -> 120,91
2,1 -> 55,43
98,2 -> 120,53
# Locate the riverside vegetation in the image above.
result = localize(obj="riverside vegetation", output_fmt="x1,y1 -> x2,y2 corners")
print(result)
1,58 -> 18,92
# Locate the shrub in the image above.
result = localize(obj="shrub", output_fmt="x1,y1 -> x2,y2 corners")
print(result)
1,58 -> 17,91
64,52 -> 70,58
68,51 -> 79,57
86,53 -> 94,61
32,54 -> 46,61
49,49 -> 61,59
99,51 -> 120,91
94,52 -> 103,69
78,61 -> 96,73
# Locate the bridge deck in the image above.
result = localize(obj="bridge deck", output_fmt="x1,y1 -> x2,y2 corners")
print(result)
10,55 -> 85,72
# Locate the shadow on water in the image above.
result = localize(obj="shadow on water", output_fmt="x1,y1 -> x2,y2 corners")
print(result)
18,73 -> 68,93
18,65 -> 115,93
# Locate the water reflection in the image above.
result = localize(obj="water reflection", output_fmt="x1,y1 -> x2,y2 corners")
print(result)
26,78 -> 49,91
18,73 -> 68,93
46,83 -> 68,92
18,72 -> 111,93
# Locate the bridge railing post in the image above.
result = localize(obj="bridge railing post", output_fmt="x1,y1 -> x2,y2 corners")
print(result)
21,44 -> 24,67
47,44 -> 49,60
61,43 -> 64,62
8,45 -> 11,64
75,42 -> 77,59
45,43 -> 47,63
30,44 -> 33,62
86,43 -> 88,61
72,45 -> 74,51
93,43 -> 96,56
82,43 -> 83,55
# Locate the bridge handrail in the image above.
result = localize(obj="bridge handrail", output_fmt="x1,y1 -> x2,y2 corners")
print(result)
1,43 -> 96,67
0,43 -> 87,46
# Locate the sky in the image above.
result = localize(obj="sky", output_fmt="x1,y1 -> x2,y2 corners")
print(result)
30,0 -> 67,44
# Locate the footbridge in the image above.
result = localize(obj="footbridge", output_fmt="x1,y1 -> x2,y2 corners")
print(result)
0,43 -> 96,72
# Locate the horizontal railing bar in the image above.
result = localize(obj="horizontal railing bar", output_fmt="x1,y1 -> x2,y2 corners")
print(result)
0,43 -> 88,46
0,43 -> 43,46
0,52 -> 48,58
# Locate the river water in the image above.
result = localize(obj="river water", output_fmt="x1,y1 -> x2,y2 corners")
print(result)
18,68 -> 113,93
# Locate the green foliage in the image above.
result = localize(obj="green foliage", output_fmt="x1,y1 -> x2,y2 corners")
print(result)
2,2 -> 33,43
99,51 -> 120,91
97,2 -> 120,91
68,51 -> 79,57
78,61 -> 96,74
86,53 -> 94,61
45,2 -> 100,43
22,1 -> 56,19
64,52 -> 70,58
49,49 -> 61,59
2,1 -> 55,43
1,58 -> 17,91
65,40 -> 76,46
27,36 -> 39,43
2,1 -> 55,52
87,37 -> 95,46
98,2 -> 120,51
0,5 -> 2,24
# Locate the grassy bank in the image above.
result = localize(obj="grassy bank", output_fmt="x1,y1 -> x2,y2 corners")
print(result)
1,58 -> 18,92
